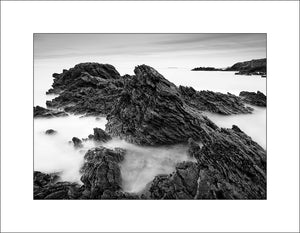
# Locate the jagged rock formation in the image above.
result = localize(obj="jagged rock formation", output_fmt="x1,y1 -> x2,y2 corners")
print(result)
34,171 -> 83,199
91,128 -> 112,142
45,63 -> 257,117
143,161 -> 200,199
105,65 -> 222,145
35,62 -> 267,199
34,105 -> 68,118
80,147 -> 126,199
144,125 -> 266,199
179,86 -> 253,115
239,91 -> 266,107
46,63 -> 126,115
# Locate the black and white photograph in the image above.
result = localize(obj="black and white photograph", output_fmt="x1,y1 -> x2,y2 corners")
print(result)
33,33 -> 267,200
1,1 -> 299,232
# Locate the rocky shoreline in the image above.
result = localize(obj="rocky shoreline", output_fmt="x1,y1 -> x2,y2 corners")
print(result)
34,62 -> 266,199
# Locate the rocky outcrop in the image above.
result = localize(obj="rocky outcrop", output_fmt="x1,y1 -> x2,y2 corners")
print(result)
45,62 -> 260,117
45,63 -> 126,115
80,147 -> 126,199
144,125 -> 266,199
105,65 -> 222,145
91,128 -> 112,142
239,91 -> 266,107
72,137 -> 83,148
143,161 -> 200,199
227,58 -> 266,76
34,106 -> 68,118
179,86 -> 253,115
190,124 -> 266,199
45,129 -> 57,135
34,171 -> 83,200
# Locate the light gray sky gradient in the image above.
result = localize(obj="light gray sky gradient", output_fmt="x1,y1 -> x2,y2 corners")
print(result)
34,33 -> 266,68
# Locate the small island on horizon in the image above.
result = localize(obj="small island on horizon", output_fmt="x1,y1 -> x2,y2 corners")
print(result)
192,58 -> 267,77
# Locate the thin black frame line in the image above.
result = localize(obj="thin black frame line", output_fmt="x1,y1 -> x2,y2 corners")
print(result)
33,33 -> 267,201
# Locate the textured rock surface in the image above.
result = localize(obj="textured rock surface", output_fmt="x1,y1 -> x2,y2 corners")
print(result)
92,127 -> 112,142
191,125 -> 266,199
105,65 -> 224,145
143,125 -> 266,200
34,171 -> 83,200
34,105 -> 68,118
179,86 -> 253,115
239,91 -> 266,107
46,63 -> 125,115
80,147 -> 126,198
143,161 -> 200,199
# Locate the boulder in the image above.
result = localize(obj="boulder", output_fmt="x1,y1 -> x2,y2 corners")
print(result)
93,128 -> 112,142
34,106 -> 68,118
239,91 -> 266,107
72,137 -> 83,148
80,146 -> 126,198
45,129 -> 57,135
144,161 -> 200,199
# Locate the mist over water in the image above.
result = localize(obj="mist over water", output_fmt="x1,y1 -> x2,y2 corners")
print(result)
203,106 -> 266,149
103,139 -> 194,193
34,58 -> 266,192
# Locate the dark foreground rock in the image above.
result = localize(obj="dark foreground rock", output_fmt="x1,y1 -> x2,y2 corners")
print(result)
45,129 -> 57,135
179,86 -> 253,115
34,105 -> 68,118
80,147 -> 126,199
143,126 -> 266,199
34,171 -> 83,199
91,127 -> 112,142
143,161 -> 200,199
239,91 -> 266,107
72,137 -> 83,148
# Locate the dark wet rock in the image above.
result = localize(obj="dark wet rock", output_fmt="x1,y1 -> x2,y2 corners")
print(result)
34,171 -> 82,200
106,65 -> 221,145
189,124 -> 266,199
144,161 -> 200,199
48,62 -> 121,92
101,190 -> 140,199
45,129 -> 57,135
80,146 -> 126,199
179,86 -> 253,115
45,63 -> 126,115
239,91 -> 266,107
72,137 -> 83,148
34,105 -> 68,118
93,128 -> 112,142
34,171 -> 60,187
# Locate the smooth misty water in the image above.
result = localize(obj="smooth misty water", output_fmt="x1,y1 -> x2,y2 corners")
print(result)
34,59 -> 266,193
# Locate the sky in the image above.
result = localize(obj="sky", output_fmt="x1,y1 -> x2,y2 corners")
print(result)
34,33 -> 266,69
